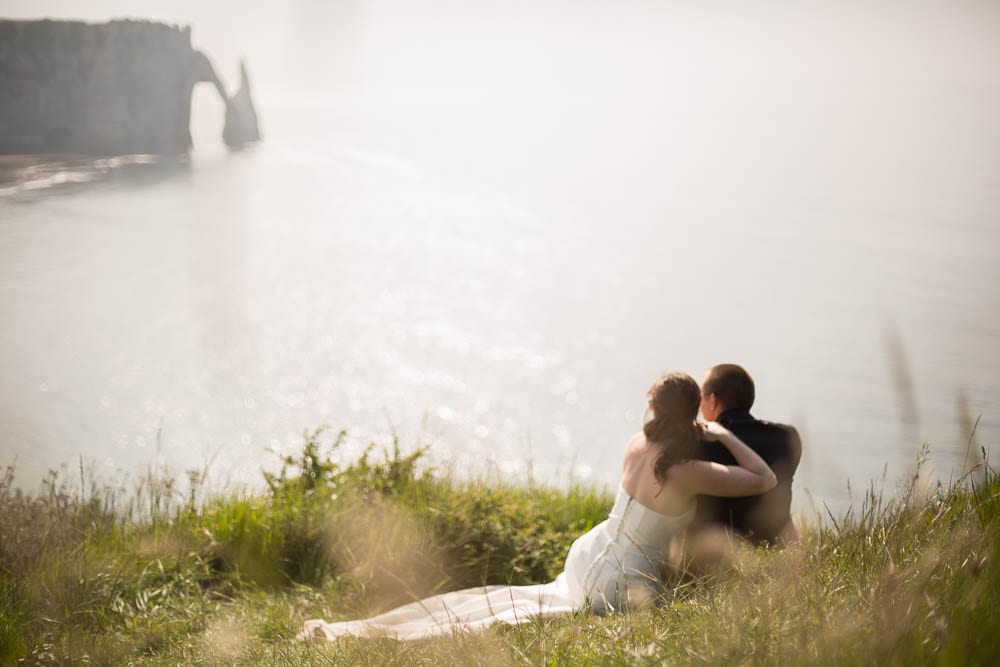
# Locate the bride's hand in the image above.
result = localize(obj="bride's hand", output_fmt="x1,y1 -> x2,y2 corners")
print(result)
700,421 -> 729,442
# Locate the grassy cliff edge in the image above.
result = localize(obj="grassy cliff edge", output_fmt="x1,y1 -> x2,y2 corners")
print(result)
2,428 -> 998,665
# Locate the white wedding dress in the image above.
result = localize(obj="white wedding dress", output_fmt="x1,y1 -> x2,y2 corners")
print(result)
298,486 -> 694,641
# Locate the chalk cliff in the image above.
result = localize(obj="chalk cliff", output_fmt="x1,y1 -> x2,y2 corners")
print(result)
0,19 -> 259,155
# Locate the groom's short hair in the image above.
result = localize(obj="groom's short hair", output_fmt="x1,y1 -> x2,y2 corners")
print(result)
704,364 -> 755,412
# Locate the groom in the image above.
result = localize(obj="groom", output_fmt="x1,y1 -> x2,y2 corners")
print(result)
692,364 -> 802,546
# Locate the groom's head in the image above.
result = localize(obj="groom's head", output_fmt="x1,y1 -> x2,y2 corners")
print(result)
701,364 -> 755,421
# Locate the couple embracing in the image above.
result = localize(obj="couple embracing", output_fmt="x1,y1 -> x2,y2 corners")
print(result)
300,364 -> 801,641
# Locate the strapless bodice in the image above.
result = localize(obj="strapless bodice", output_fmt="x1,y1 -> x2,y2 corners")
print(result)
605,486 -> 695,554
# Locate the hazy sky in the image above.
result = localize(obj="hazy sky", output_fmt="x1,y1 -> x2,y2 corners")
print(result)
4,1 -> 1000,96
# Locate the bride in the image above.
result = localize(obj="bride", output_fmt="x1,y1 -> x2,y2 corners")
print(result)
299,372 -> 776,641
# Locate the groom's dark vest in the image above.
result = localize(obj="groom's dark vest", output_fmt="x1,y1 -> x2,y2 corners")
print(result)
691,409 -> 801,546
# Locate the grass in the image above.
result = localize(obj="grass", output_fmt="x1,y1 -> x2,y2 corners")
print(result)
1,427 -> 998,665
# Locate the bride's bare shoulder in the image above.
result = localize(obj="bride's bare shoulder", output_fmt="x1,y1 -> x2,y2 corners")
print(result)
625,430 -> 647,450
623,431 -> 651,463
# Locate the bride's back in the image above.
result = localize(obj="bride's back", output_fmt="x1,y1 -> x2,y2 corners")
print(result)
621,431 -> 696,517
621,372 -> 703,517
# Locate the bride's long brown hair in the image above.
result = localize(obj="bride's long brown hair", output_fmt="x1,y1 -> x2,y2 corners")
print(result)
644,372 -> 703,483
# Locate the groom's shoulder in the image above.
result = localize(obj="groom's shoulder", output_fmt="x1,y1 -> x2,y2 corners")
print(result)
759,418 -> 801,449
724,412 -> 796,438
750,417 -> 798,438
725,414 -> 802,467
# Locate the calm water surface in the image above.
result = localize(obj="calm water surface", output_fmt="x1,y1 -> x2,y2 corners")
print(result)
1,2 -> 999,517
